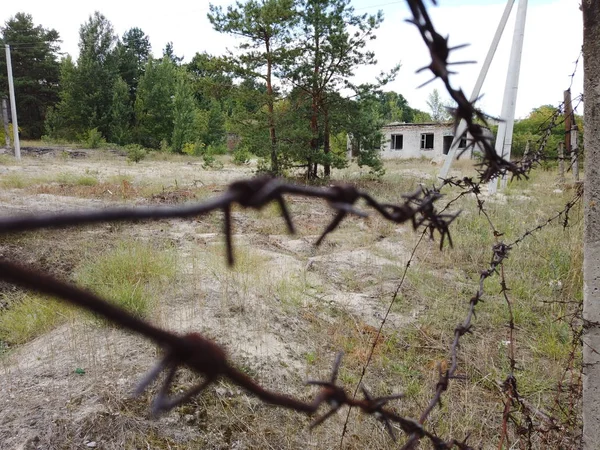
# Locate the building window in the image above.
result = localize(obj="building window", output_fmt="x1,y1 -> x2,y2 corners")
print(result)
420,133 -> 434,149
391,134 -> 403,150
458,137 -> 467,148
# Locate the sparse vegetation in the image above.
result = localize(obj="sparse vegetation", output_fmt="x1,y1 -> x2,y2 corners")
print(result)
0,153 -> 583,448
0,293 -> 73,345
76,241 -> 176,319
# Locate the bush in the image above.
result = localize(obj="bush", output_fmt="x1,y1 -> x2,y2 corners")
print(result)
202,152 -> 223,170
81,128 -> 106,149
233,147 -> 252,165
205,143 -> 228,155
125,144 -> 147,163
160,139 -> 171,153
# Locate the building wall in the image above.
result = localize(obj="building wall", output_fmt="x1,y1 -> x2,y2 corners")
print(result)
347,122 -> 491,161
379,123 -> 459,159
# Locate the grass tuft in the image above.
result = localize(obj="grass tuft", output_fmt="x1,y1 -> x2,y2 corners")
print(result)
0,293 -> 73,345
75,241 -> 176,319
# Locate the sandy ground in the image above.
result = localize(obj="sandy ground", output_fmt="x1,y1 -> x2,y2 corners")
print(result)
0,149 -> 442,449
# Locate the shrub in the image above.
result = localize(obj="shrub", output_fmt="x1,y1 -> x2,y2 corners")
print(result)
233,148 -> 252,165
160,139 -> 171,153
81,128 -> 106,149
125,144 -> 147,163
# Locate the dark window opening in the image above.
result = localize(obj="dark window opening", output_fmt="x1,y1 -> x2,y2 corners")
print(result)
459,137 -> 467,148
391,134 -> 403,150
420,133 -> 434,149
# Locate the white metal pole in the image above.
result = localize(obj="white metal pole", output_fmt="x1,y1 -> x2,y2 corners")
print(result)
489,0 -> 528,193
5,45 -> 20,160
439,0 -> 515,179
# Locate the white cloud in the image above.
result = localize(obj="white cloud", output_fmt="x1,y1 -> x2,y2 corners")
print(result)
2,0 -> 583,119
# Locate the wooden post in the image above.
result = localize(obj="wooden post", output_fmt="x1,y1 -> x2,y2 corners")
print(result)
564,89 -> 579,181
558,141 -> 565,183
583,1 -> 600,447
1,98 -> 10,149
571,125 -> 580,182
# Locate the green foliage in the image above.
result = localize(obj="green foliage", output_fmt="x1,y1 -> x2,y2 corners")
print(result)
81,127 -> 106,149
115,27 -> 151,104
233,147 -> 252,165
125,143 -> 147,163
0,124 -> 16,147
182,141 -> 205,156
45,12 -> 118,140
426,88 -> 451,122
376,91 -> 431,124
201,152 -> 223,170
75,241 -> 176,319
0,293 -> 72,345
209,0 -> 298,174
160,139 -> 171,153
512,105 -> 576,159
163,41 -> 183,65
109,76 -> 133,144
135,57 -> 177,147
0,13 -> 61,139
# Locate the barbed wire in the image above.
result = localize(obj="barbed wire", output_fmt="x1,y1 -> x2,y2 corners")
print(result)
0,176 -> 471,446
404,0 -> 528,183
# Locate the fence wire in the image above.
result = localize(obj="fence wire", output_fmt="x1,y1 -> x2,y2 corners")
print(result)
0,0 -> 586,448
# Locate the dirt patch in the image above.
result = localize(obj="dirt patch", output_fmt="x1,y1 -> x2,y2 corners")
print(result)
0,152 -> 426,449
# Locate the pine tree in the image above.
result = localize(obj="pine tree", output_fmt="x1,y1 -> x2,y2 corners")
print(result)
0,13 -> 61,138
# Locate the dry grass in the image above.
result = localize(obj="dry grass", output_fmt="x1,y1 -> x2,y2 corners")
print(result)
0,151 -> 583,449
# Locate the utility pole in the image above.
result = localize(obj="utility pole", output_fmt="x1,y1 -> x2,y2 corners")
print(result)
583,0 -> 600,448
439,0 -> 516,179
1,98 -> 10,149
5,45 -> 20,160
488,0 -> 528,194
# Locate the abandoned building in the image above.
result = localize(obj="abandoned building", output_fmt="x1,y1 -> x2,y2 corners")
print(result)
348,122 -> 491,160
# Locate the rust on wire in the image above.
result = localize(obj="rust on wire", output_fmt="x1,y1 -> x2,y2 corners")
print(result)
0,176 -> 468,446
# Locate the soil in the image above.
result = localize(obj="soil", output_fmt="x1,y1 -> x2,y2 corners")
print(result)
0,151 -> 435,449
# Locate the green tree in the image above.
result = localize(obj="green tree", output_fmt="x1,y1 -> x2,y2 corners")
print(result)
109,76 -> 133,144
171,71 -> 197,152
512,104 -> 575,159
376,91 -> 429,124
162,42 -> 183,65
115,27 -> 151,103
426,88 -> 451,122
187,52 -> 234,109
209,0 -> 298,175
287,0 -> 388,178
0,13 -> 61,138
134,57 -> 177,147
48,12 -> 118,140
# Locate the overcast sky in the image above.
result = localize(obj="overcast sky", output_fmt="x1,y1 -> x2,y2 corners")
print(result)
1,0 -> 583,119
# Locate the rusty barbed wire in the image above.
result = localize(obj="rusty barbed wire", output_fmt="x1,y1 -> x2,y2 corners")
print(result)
0,176 -> 457,264
0,176 -> 472,446
405,0 -> 526,183
396,174 -> 583,448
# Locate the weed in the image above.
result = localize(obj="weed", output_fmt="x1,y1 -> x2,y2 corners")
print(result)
0,293 -> 73,345
75,241 -> 176,319
56,172 -> 99,186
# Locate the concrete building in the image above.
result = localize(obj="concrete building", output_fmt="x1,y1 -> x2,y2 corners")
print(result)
348,122 -> 491,160
378,122 -> 469,159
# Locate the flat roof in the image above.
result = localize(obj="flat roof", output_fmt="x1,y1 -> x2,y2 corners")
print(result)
382,122 -> 454,128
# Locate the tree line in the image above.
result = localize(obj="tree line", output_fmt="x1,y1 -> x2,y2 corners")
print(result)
0,2 -> 574,178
